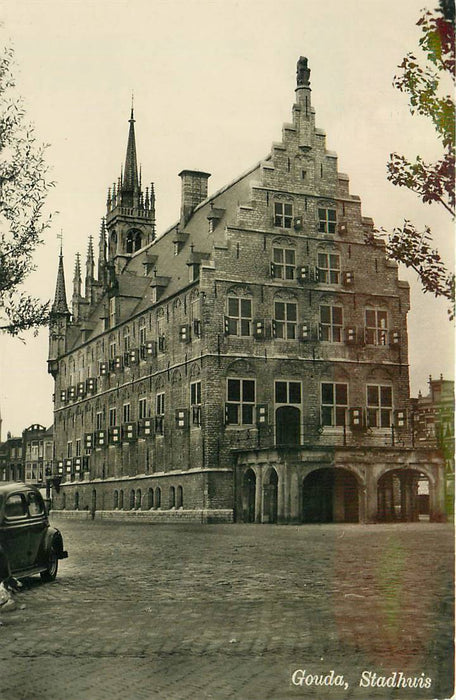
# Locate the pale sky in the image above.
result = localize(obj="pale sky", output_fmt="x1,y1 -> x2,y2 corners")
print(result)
0,0 -> 454,437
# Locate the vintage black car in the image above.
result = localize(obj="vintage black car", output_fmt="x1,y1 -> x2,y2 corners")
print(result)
0,483 -> 67,583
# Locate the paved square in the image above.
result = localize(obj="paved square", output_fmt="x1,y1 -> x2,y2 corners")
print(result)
0,520 -> 453,700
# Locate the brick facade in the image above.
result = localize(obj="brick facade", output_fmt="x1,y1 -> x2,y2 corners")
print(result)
48,57 -> 446,523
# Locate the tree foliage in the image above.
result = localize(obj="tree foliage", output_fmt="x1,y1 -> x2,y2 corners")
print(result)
385,0 -> 455,312
0,43 -> 53,336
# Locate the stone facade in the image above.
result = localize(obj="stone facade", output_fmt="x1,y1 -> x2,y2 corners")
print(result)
47,57 -> 446,523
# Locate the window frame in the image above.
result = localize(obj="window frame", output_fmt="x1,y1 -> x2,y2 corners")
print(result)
365,308 -> 389,346
317,252 -> 341,284
274,201 -> 293,229
273,247 -> 296,280
274,301 -> 297,340
319,305 -> 343,342
320,382 -> 348,427
366,384 -> 393,428
226,378 -> 256,426
226,296 -> 252,336
318,207 -> 337,234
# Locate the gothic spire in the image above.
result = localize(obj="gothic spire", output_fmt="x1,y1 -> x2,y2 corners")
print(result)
73,253 -> 82,297
122,107 -> 140,203
51,248 -> 70,316
98,218 -> 107,285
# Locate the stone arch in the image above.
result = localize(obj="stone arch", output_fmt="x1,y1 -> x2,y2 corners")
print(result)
302,466 -> 361,523
147,488 -> 154,509
129,489 -> 135,510
135,489 -> 142,510
176,485 -> 183,509
377,468 -> 433,522
113,490 -> 119,509
155,487 -> 161,508
169,486 -> 176,508
126,229 -> 142,254
119,490 -> 124,509
74,492 -> 79,510
226,284 -> 252,297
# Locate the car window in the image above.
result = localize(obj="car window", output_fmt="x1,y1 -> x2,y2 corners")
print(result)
5,493 -> 28,519
28,491 -> 44,516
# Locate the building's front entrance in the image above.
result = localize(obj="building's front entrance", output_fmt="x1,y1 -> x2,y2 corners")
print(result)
302,468 -> 359,523
276,406 -> 300,446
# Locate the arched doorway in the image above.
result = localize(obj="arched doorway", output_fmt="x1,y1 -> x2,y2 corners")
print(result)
276,406 -> 300,446
242,468 -> 256,523
302,468 -> 359,523
263,469 -> 278,523
377,469 -> 426,522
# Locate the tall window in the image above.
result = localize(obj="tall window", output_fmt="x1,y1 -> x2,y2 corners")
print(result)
123,403 -> 131,423
76,439 -> 81,457
365,309 -> 388,345
321,383 -> 348,426
190,381 -> 202,426
367,385 -> 392,428
138,397 -> 147,420
320,305 -> 343,342
109,341 -> 117,359
156,393 -> 165,434
274,301 -> 297,339
123,327 -> 131,352
273,247 -> 296,280
318,207 -> 337,234
96,412 -> 103,430
274,202 -> 293,228
139,319 -> 147,346
317,253 -> 340,284
109,407 -> 117,427
227,297 -> 252,336
109,297 -> 116,327
226,379 -> 255,425
67,441 -> 73,459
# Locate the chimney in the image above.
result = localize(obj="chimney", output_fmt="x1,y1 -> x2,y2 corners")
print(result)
178,170 -> 210,224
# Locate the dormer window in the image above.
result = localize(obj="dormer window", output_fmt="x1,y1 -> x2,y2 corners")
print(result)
189,264 -> 200,282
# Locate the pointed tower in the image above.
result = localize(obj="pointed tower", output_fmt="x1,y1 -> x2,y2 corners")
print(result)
72,253 -> 82,321
105,108 -> 156,271
48,246 -> 71,378
98,218 -> 107,286
85,236 -> 95,302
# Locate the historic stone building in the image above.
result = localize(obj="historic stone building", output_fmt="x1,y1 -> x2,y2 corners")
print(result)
48,57 -> 446,523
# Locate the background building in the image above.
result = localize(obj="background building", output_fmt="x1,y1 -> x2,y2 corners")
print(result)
411,376 -> 454,517
48,58 -> 446,523
0,434 -> 23,482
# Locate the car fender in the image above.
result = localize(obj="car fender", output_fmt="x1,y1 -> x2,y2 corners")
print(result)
40,527 -> 66,560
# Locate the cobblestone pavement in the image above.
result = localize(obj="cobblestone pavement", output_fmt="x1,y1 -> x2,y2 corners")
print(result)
0,521 -> 453,700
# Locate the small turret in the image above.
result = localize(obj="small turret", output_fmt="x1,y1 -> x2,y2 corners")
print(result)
85,236 -> 95,302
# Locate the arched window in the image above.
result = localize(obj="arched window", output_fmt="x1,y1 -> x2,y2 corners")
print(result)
74,492 -> 79,510
155,487 -> 161,509
119,490 -> 124,509
129,489 -> 135,510
147,488 -> 154,509
135,489 -> 142,510
176,486 -> 183,509
113,490 -> 119,509
169,486 -> 176,508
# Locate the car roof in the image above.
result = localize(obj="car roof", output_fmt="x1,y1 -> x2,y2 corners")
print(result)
0,482 -> 40,496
